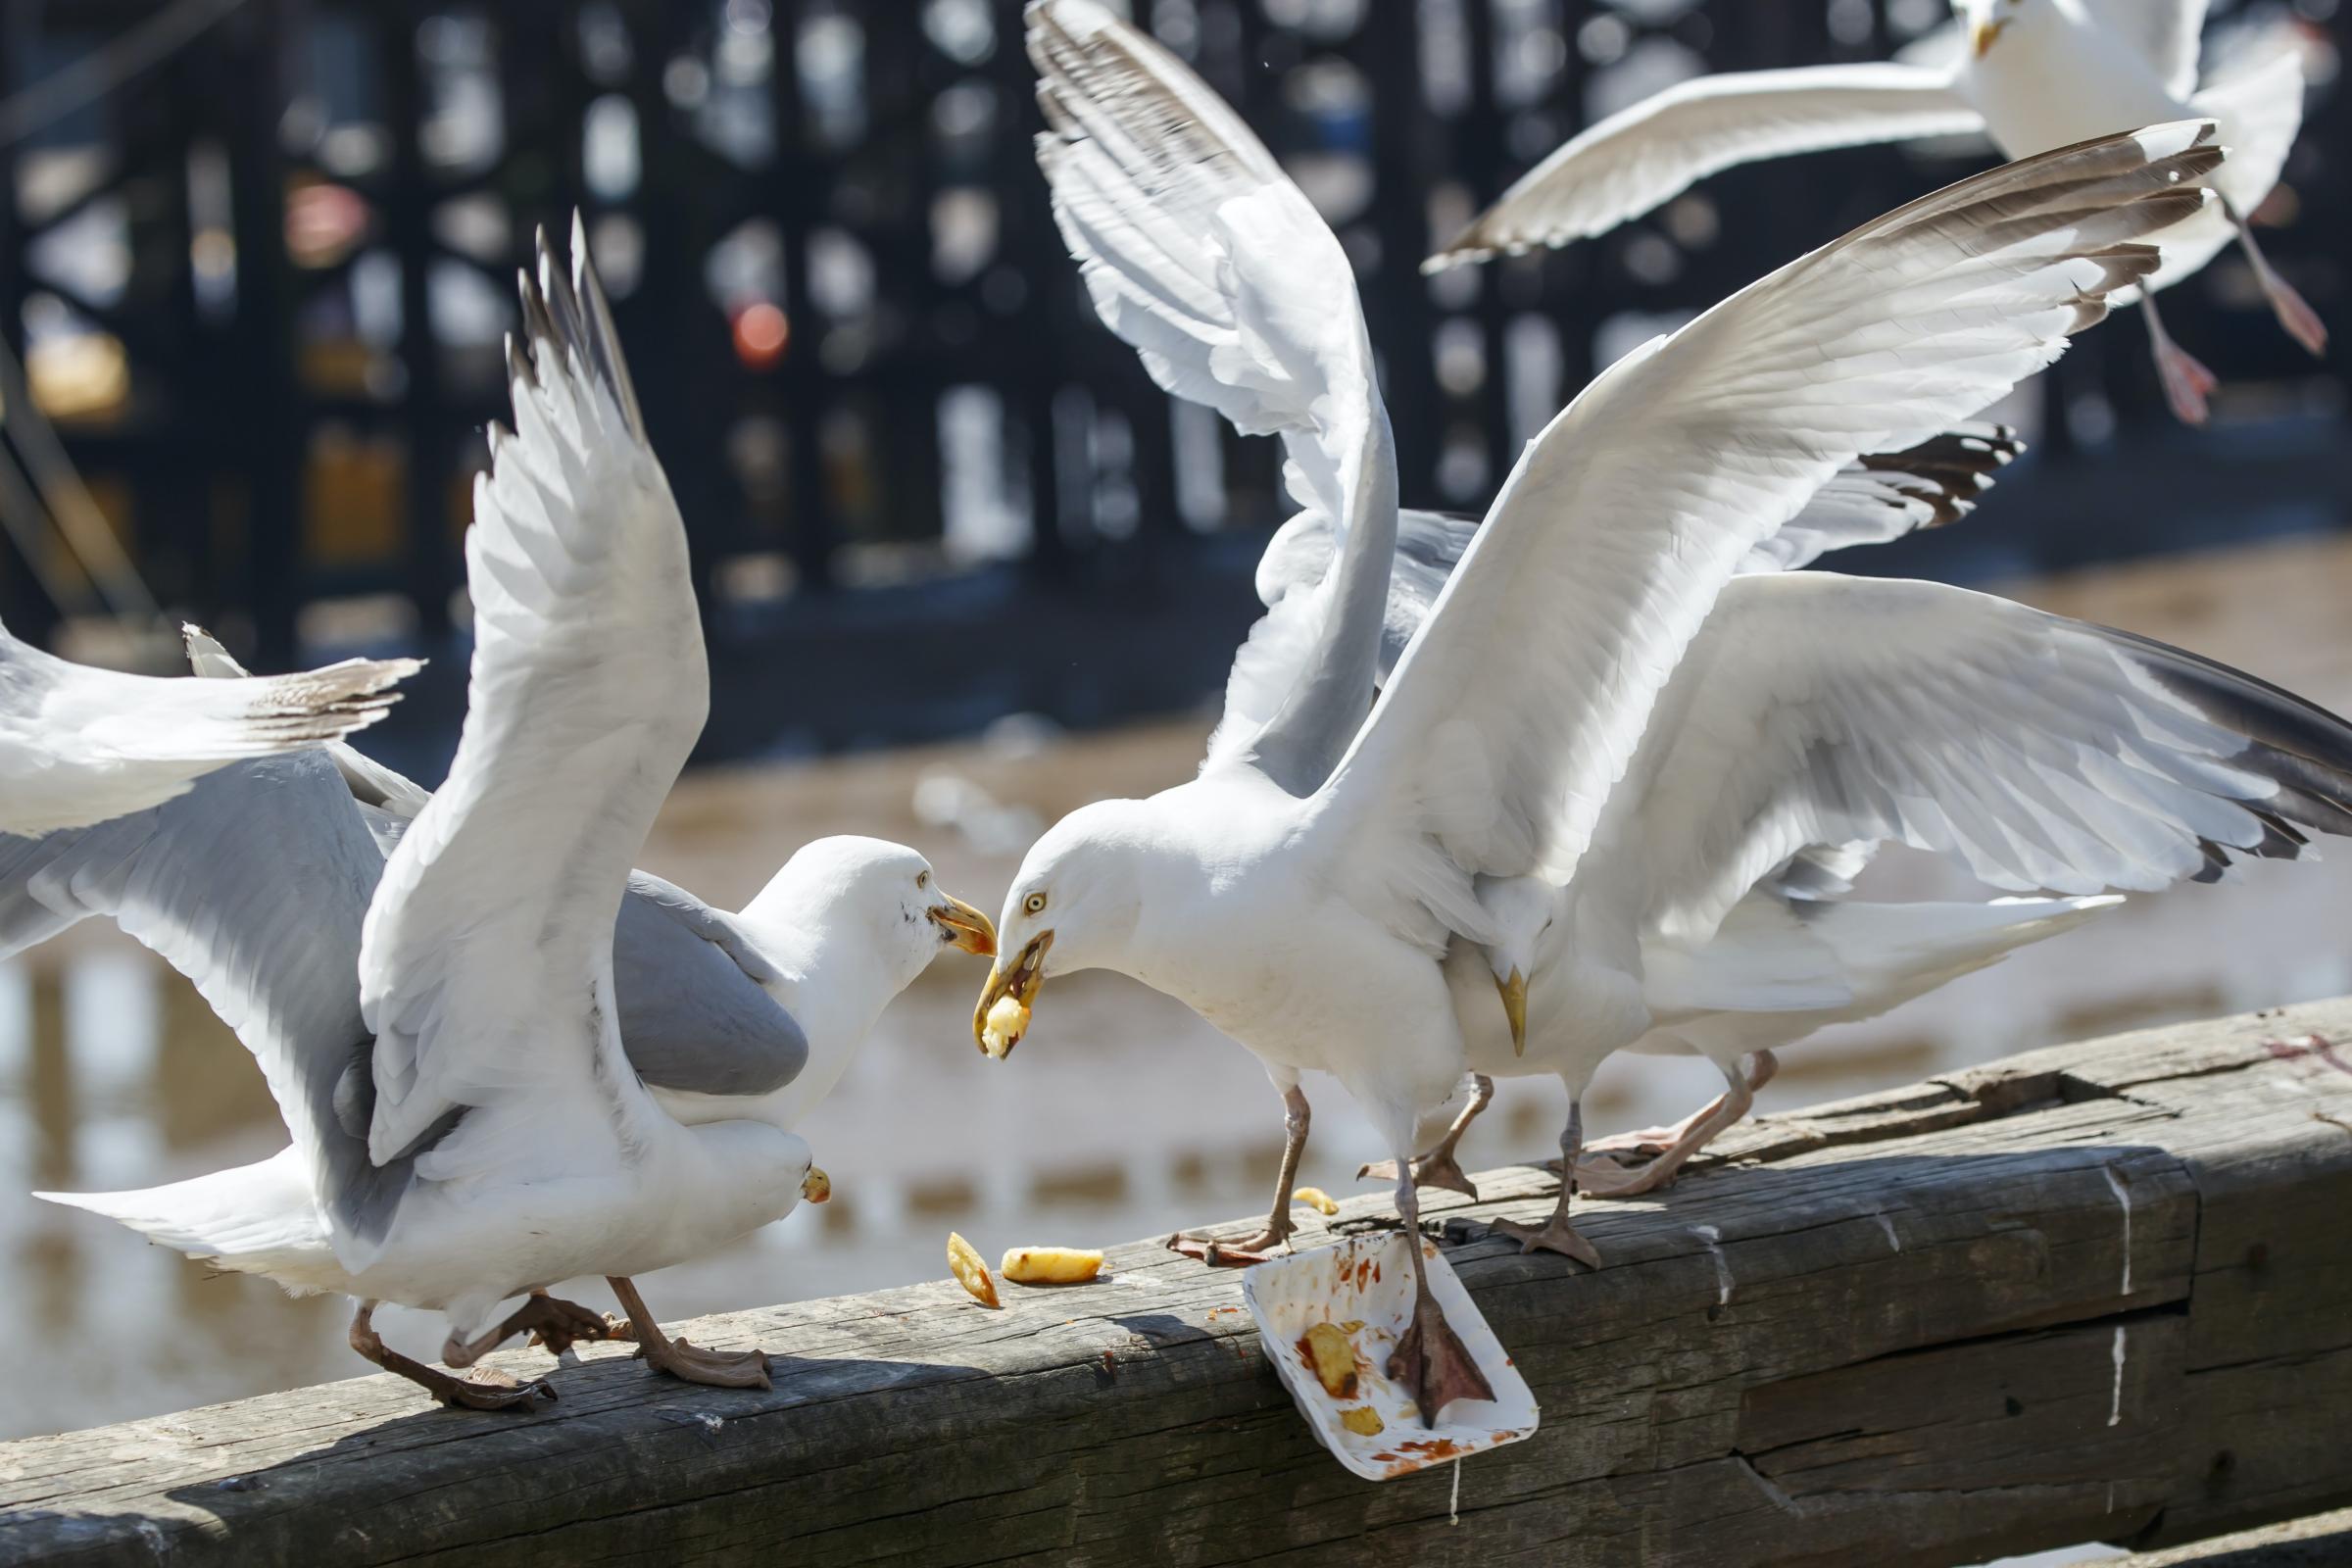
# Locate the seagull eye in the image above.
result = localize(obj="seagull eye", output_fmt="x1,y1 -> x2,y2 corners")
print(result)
1024,892 -> 1048,916
916,870 -> 930,889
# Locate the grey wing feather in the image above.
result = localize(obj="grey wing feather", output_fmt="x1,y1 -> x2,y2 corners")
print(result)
0,755 -> 430,1244
612,872 -> 809,1097
0,774 -> 806,1234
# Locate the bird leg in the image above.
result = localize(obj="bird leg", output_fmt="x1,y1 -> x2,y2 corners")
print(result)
348,1300 -> 557,1413
1575,1052 -> 1771,1199
2225,195 -> 2328,357
442,1290 -> 629,1367
606,1276 -> 771,1391
1167,1083 -> 1308,1266
2141,293 -> 2217,425
1359,1074 -> 1493,1199
1583,1051 -> 1778,1159
1493,1099 -> 1603,1266
1384,1163 -> 1496,1426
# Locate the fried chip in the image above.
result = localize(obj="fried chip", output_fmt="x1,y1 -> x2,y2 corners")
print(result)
947,1231 -> 1000,1308
1000,1246 -> 1104,1285
981,996 -> 1029,1058
1301,1321 -> 1358,1398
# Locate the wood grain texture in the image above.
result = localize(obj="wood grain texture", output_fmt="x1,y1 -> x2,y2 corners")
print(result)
8,999 -> 2352,1567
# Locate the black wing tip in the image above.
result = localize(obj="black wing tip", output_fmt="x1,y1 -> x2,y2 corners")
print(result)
1855,424 -> 2029,527
510,212 -> 646,443
2101,621 -> 2352,859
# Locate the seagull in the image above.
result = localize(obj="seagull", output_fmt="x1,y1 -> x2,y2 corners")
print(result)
1411,564 -> 2352,1260
16,221 -> 997,1412
167,624 -> 993,1136
0,617 -> 416,836
986,0 -> 2211,1422
1428,0 -> 2325,424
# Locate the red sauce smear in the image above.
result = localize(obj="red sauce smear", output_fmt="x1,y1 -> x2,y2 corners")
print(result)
1394,1437 -> 1467,1459
2266,1034 -> 2352,1078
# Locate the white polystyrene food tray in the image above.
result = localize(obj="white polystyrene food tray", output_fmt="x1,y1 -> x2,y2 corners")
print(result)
1240,1231 -> 1539,1480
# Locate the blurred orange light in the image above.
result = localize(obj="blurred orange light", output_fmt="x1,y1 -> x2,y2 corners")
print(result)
733,302 -> 789,368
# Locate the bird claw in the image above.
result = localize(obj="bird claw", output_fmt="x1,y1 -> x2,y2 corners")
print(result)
1578,1126 -> 1676,1158
1386,1294 -> 1496,1425
1569,1155 -> 1679,1198
2153,336 -> 2217,425
1490,1213 -> 1603,1268
1357,1152 -> 1480,1200
1165,1226 -> 1288,1267
633,1333 -> 772,1391
438,1366 -> 560,1413
520,1298 -> 630,1356
2267,274 -> 2328,358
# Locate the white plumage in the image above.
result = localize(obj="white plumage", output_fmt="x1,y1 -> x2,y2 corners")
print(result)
22,220 -> 998,1411
988,0 -> 2226,1416
1429,0 -> 2325,423
0,620 -> 415,836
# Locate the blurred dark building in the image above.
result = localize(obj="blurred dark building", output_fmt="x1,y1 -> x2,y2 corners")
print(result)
0,0 -> 2342,778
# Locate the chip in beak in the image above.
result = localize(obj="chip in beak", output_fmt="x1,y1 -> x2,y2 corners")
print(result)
974,931 -> 1052,1058
928,892 -> 997,956
802,1166 -> 832,1204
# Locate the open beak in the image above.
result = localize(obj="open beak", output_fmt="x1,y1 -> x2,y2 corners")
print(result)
802,1166 -> 832,1203
1496,968 -> 1528,1057
1970,18 -> 2005,56
928,893 -> 997,956
973,931 -> 1053,1058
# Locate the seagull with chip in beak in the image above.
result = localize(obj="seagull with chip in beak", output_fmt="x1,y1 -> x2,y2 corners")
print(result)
981,0 -> 2221,1423
1429,0 -> 2326,425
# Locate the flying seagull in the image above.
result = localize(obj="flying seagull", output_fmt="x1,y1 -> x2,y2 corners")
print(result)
19,221 -> 996,1411
1429,0 -> 2324,424
984,0 -> 2213,1423
0,617 -> 416,836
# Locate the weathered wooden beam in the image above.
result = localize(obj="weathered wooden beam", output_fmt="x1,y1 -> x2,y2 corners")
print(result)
6,999 -> 2352,1567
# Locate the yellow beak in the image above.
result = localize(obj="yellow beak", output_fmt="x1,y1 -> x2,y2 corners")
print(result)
1496,967 -> 1528,1057
802,1166 -> 832,1203
928,892 -> 998,956
1971,18 -> 2005,57
973,931 -> 1053,1058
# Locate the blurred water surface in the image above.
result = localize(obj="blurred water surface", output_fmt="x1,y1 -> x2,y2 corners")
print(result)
10,536 -> 2352,1441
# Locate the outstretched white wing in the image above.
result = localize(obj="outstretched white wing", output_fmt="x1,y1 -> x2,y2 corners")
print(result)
2083,0 -> 2208,99
1321,123 -> 2219,934
2128,21 -> 2311,295
0,625 -> 415,837
1615,571 -> 2352,943
1255,426 -> 2023,681
1029,0 -> 1395,794
1426,64 -> 1981,270
359,219 -> 699,1171
183,623 -> 436,818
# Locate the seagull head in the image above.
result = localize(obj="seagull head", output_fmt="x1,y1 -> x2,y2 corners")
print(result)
1474,874 -> 1555,1057
1959,0 -> 2026,58
741,836 -> 996,992
973,800 -> 1152,1059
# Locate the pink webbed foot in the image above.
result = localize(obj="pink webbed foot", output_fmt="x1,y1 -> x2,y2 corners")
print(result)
1357,1152 -> 1479,1200
2152,335 -> 2218,425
